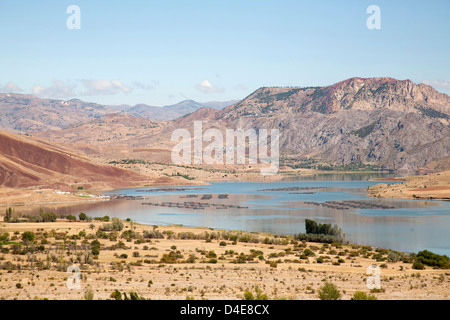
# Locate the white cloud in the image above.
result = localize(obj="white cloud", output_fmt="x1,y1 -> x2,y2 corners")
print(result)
32,80 -> 76,99
24,78 -> 160,99
195,80 -> 225,94
0,82 -> 23,93
423,80 -> 450,92
132,81 -> 157,91
79,79 -> 132,96
237,84 -> 248,90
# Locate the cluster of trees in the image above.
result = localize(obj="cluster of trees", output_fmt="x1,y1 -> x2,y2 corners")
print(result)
295,219 -> 346,244
2,208 -> 114,224
4,208 -> 57,223
415,250 -> 450,269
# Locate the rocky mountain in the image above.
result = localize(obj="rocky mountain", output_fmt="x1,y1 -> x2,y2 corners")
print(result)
0,93 -> 119,132
221,77 -> 450,119
170,77 -> 450,172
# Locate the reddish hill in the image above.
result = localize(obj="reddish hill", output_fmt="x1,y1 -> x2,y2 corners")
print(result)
0,130 -> 179,190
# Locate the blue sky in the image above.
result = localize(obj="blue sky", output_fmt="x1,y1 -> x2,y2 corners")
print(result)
0,0 -> 449,106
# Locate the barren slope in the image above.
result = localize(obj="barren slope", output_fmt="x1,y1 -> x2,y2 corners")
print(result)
0,130 -> 183,191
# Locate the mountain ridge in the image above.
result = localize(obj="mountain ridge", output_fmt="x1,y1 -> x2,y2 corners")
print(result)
0,93 -> 239,132
4,77 -> 449,173
172,77 -> 450,172
218,77 -> 450,119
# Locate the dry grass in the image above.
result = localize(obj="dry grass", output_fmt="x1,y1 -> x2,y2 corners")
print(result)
0,219 -> 449,300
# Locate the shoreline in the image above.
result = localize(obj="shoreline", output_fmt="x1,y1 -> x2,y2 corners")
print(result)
368,170 -> 450,201
0,169 -> 393,207
3,175 -> 449,257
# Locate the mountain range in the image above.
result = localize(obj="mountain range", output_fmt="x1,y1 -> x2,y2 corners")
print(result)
108,99 -> 239,121
0,93 -> 237,132
1,77 -> 449,181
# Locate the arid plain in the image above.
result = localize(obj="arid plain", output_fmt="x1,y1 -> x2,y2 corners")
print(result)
0,219 -> 448,300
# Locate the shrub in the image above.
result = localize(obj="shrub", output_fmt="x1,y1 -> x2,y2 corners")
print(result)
160,251 -> 183,263
387,252 -> 400,263
351,291 -> 377,300
0,233 -> 10,242
110,289 -> 122,300
243,290 -> 254,300
91,240 -> 101,256
94,216 -> 110,222
317,282 -> 341,300
40,211 -> 57,222
84,286 -> 94,300
129,292 -> 146,300
185,254 -> 196,264
412,261 -> 425,270
219,241 -> 227,246
143,230 -> 164,239
100,217 -> 124,232
243,286 -> 268,300
416,250 -> 450,269
79,212 -> 87,221
21,231 -> 35,246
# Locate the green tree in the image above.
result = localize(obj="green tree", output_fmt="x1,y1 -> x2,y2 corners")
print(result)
79,212 -> 87,221
305,219 -> 318,234
22,231 -> 35,247
4,208 -> 13,222
318,282 -> 341,300
40,210 -> 57,222
416,250 -> 450,269
91,239 -> 101,256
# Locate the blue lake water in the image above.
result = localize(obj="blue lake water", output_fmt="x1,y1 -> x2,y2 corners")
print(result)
36,176 -> 450,256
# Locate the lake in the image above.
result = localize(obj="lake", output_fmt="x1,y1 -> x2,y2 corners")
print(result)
31,174 -> 450,256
